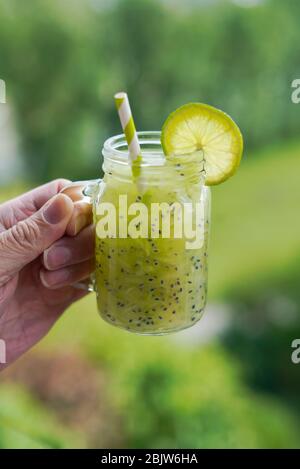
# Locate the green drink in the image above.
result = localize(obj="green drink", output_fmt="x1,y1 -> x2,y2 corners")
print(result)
93,132 -> 210,334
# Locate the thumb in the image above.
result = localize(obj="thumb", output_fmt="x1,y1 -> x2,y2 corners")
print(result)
0,194 -> 73,284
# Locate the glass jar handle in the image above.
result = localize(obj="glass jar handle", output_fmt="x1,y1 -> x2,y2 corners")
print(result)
60,179 -> 100,205
60,179 -> 101,292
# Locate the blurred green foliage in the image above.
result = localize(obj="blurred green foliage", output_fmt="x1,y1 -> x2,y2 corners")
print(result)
0,384 -> 82,448
112,345 -> 300,448
210,138 -> 300,298
0,0 -> 300,181
208,139 -> 300,415
223,255 -> 300,414
14,289 -> 299,449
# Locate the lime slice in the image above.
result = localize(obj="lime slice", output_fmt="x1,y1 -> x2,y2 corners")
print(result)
161,103 -> 243,185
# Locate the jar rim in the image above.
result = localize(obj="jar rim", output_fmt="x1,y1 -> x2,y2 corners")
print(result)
102,131 -> 165,166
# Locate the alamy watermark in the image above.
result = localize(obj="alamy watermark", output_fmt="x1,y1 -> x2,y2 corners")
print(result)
0,79 -> 6,104
291,339 -> 300,364
96,195 -> 206,249
291,79 -> 300,104
0,339 -> 6,364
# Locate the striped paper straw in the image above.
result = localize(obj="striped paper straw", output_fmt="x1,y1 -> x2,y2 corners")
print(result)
114,92 -> 142,181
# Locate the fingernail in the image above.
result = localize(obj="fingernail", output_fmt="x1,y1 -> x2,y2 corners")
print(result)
44,246 -> 72,269
43,194 -> 72,225
40,268 -> 70,287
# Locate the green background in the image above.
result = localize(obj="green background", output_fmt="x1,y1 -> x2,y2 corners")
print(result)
0,0 -> 300,448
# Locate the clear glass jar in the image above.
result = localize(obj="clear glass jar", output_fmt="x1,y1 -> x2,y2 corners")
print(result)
72,131 -> 210,335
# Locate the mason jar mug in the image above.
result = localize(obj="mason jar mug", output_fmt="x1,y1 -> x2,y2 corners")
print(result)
63,132 -> 211,335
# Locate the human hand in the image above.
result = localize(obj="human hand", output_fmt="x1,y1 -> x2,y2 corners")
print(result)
0,179 -> 94,370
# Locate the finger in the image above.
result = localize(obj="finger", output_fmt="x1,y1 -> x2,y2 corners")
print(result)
0,179 -> 70,230
60,182 -> 87,202
43,224 -> 95,270
0,194 -> 74,285
40,259 -> 94,289
59,183 -> 93,236
40,283 -> 88,307
65,200 -> 93,237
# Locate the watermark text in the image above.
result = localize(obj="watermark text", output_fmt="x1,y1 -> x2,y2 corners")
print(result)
0,339 -> 6,364
96,195 -> 206,249
291,79 -> 300,104
291,339 -> 300,364
0,79 -> 6,104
